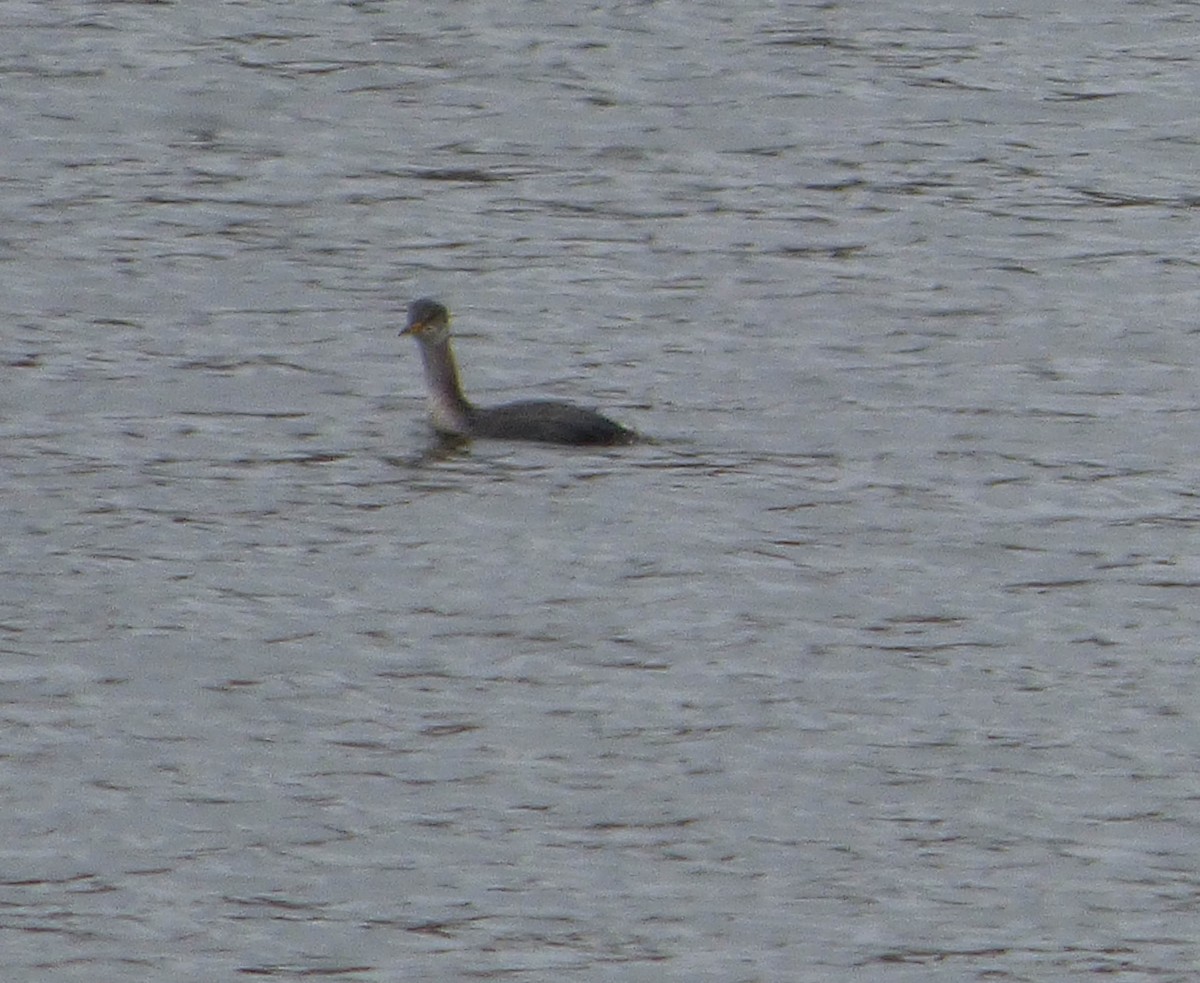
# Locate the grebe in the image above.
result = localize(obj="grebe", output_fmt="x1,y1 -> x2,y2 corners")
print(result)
401,299 -> 636,446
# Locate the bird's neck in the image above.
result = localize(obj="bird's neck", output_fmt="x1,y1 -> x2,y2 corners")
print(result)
418,337 -> 474,435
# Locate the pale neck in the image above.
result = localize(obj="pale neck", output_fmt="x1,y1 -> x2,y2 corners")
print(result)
416,336 -> 475,435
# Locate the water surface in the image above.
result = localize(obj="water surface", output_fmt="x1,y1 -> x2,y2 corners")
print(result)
3,2 -> 1200,980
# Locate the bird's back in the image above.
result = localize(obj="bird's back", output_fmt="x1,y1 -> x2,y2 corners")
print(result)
469,400 -> 635,446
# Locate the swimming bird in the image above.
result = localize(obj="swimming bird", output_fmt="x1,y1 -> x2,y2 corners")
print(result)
401,298 -> 636,446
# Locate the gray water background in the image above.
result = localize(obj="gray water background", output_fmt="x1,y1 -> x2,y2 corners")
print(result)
3,1 -> 1200,980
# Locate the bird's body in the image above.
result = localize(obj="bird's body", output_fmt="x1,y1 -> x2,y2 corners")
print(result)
401,299 -> 635,446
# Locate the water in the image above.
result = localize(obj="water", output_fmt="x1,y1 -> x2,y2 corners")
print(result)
3,1 -> 1200,980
